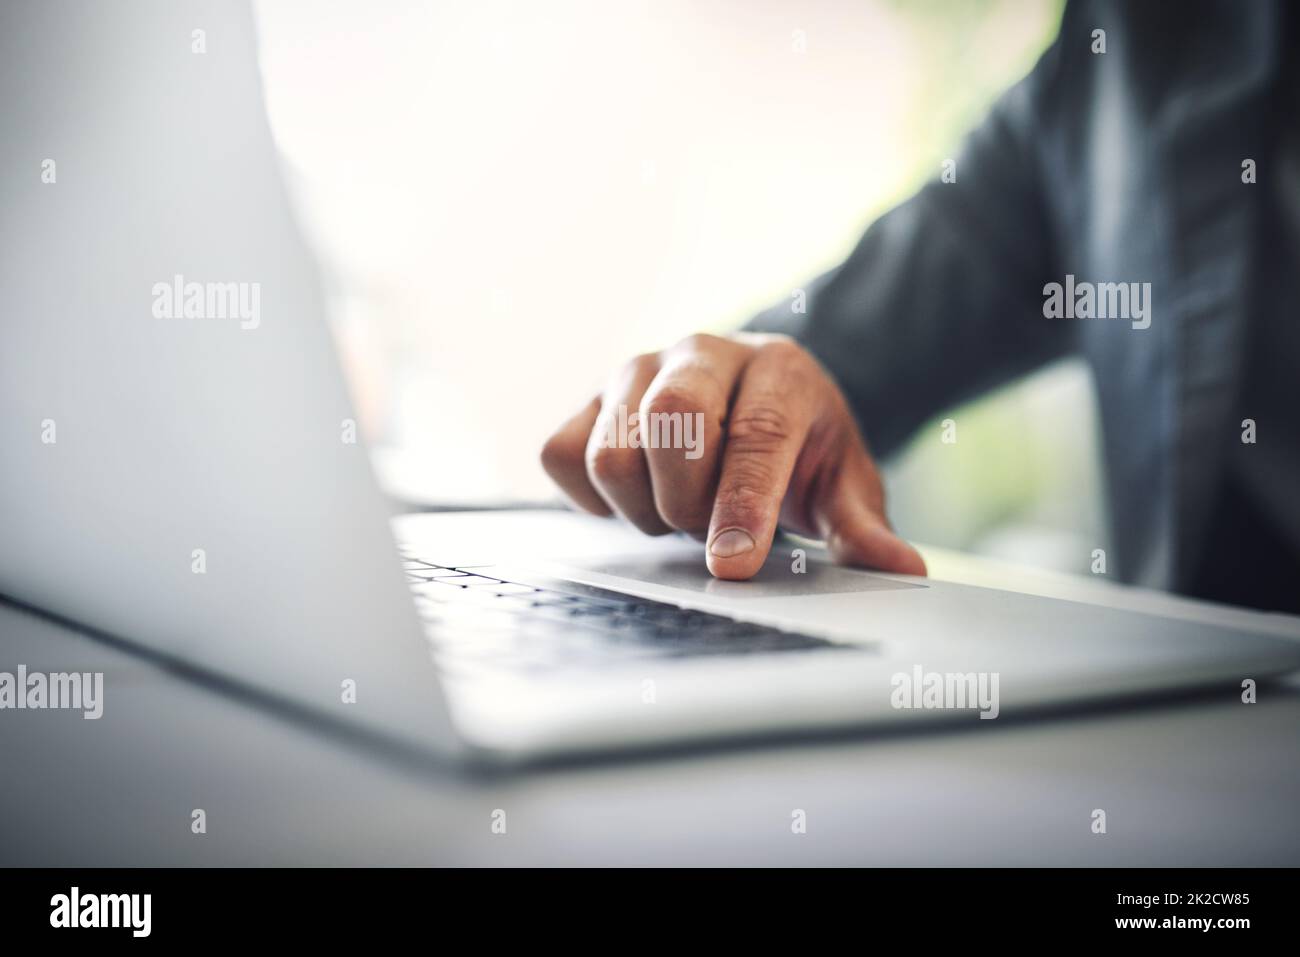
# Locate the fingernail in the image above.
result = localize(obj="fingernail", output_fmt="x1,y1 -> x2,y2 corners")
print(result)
710,527 -> 755,558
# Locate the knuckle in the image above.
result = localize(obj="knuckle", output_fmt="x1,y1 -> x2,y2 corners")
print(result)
539,431 -> 580,476
677,332 -> 723,354
758,335 -> 805,364
726,404 -> 793,452
766,341 -> 820,387
642,383 -> 702,420
586,446 -> 643,488
625,352 -> 661,379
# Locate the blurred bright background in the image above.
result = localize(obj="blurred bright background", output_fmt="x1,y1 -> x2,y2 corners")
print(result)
252,0 -> 1108,574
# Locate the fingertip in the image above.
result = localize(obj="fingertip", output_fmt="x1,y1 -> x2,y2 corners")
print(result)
706,553 -> 763,580
895,540 -> 928,577
876,526 -> 928,576
706,526 -> 768,580
572,497 -> 615,518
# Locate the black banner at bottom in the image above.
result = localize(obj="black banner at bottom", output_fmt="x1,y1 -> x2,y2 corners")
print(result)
0,867 -> 1287,941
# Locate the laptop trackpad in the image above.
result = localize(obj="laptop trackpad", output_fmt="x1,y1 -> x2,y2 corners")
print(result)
573,553 -> 926,598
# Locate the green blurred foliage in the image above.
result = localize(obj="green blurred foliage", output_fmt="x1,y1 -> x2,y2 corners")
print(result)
877,0 -> 1066,211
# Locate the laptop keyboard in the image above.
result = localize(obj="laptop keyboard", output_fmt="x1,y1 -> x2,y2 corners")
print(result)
401,556 -> 855,674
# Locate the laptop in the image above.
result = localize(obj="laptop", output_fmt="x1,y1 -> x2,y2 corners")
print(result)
3,0 -> 1299,765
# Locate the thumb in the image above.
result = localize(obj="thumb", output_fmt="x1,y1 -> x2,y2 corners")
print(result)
811,455 -> 927,576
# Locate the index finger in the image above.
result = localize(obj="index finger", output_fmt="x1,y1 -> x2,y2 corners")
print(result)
706,341 -> 817,580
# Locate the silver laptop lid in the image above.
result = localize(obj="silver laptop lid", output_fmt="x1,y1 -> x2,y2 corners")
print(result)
0,0 -> 457,755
